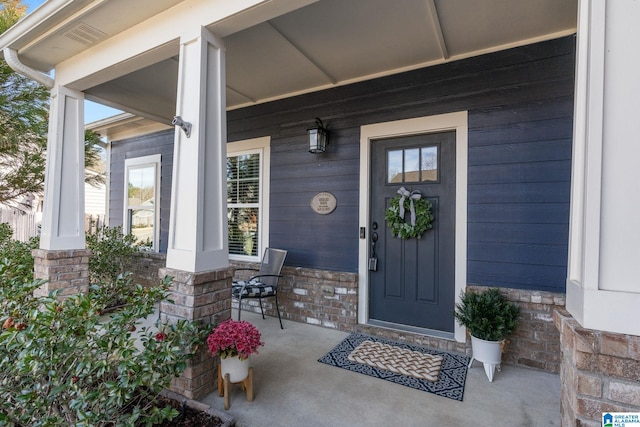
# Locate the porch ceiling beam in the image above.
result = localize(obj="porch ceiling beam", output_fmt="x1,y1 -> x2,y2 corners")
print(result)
267,21 -> 337,84
425,0 -> 449,60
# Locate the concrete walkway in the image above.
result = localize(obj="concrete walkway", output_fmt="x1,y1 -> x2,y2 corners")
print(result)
200,311 -> 561,427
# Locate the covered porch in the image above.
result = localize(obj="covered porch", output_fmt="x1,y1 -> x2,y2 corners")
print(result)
2,0 -> 640,425
199,311 -> 560,426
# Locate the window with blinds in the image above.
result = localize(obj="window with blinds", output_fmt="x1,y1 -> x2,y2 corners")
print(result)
227,152 -> 260,257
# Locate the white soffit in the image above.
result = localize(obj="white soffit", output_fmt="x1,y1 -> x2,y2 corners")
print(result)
60,0 -> 577,119
225,22 -> 334,102
16,0 -> 184,71
221,0 -> 577,109
268,0 -> 444,82
435,0 -> 579,56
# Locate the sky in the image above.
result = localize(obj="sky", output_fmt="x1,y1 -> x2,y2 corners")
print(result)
21,0 -> 123,123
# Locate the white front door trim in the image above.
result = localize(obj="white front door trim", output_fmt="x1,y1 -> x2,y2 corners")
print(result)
358,111 -> 468,343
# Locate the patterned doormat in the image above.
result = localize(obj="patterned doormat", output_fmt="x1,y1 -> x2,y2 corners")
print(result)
348,340 -> 444,382
318,333 -> 469,401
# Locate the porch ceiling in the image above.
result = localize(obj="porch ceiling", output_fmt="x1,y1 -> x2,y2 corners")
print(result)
9,0 -> 578,123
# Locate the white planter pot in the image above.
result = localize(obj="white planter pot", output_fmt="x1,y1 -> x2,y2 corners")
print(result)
469,335 -> 503,382
220,355 -> 250,383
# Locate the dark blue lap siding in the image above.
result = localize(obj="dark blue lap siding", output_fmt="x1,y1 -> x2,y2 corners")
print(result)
228,36 -> 575,292
110,36 -> 575,293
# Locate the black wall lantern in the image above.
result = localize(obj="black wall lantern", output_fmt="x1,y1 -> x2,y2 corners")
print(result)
308,118 -> 329,153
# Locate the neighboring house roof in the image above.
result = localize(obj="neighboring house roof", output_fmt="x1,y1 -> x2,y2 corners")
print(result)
0,0 -> 577,125
86,113 -> 170,142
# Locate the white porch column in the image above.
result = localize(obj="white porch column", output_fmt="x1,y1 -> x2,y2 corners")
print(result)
166,26 -> 228,272
566,0 -> 640,336
33,85 -> 89,299
40,85 -> 85,250
163,26 -> 230,399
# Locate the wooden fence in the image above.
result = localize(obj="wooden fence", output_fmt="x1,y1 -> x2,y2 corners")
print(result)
85,214 -> 106,235
1,209 -> 106,241
0,209 -> 38,242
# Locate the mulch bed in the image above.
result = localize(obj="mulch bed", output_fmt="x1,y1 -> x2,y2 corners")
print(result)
153,396 -> 225,427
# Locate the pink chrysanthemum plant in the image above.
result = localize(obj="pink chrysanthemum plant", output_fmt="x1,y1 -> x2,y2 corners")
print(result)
206,319 -> 264,360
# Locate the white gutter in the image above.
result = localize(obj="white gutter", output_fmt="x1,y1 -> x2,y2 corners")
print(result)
0,0 -> 76,88
3,47 -> 54,89
0,0 -> 72,50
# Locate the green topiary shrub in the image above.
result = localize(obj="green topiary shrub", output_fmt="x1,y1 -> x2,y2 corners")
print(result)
453,287 -> 520,341
0,267 -> 209,427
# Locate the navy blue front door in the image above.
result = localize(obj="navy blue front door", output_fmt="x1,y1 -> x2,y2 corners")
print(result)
369,132 -> 456,332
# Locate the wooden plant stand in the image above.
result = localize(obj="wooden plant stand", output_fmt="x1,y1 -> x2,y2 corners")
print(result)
217,364 -> 254,410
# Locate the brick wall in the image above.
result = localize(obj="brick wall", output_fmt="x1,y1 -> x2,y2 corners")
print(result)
232,260 -> 564,373
480,286 -> 565,374
555,309 -> 640,427
136,256 -> 564,374
32,249 -> 91,298
130,252 -> 167,287
159,267 -> 233,400
231,262 -> 358,330
356,286 -> 565,373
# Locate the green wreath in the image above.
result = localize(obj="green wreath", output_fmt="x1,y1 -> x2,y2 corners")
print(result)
384,188 -> 434,239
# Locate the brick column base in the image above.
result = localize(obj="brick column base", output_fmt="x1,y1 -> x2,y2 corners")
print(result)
159,267 -> 233,400
32,249 -> 91,298
554,309 -> 640,427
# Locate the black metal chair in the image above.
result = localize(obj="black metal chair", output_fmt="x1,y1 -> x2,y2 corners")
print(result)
232,248 -> 287,329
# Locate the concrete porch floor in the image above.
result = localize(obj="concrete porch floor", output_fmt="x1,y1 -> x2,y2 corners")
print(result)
198,311 -> 561,427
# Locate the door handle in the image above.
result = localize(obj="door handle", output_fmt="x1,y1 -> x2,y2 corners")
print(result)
369,228 -> 378,271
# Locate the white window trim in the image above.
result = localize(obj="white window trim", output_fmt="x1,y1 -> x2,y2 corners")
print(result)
358,112 -> 468,343
227,136 -> 271,262
123,154 -> 161,252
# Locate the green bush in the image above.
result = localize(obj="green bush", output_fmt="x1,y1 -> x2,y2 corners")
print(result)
0,269 -> 209,427
0,222 -> 39,283
86,226 -> 141,308
86,225 -> 139,285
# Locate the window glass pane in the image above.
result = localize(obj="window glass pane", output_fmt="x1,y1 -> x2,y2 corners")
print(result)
227,181 -> 238,203
238,179 -> 259,203
404,148 -> 420,182
238,154 -> 259,179
421,146 -> 438,182
227,151 -> 261,258
228,207 -> 259,256
127,165 -> 155,207
388,150 -> 403,183
128,208 -> 155,248
226,157 -> 238,180
124,158 -> 159,251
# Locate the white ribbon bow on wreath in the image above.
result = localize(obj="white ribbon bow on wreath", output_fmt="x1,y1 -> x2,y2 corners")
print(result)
397,187 -> 422,227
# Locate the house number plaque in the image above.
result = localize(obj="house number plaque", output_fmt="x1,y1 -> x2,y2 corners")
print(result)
310,192 -> 337,215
